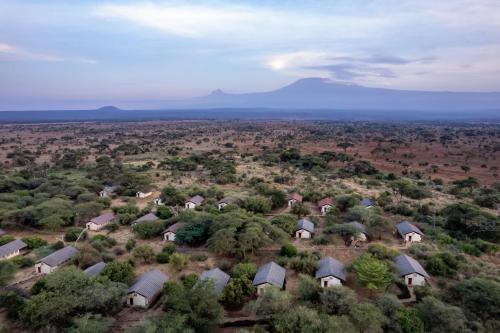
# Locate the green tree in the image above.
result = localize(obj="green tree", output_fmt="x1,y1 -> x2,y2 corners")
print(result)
397,309 -> 424,333
450,278 -> 500,322
291,202 -> 310,218
250,287 -> 292,316
231,263 -> 257,279
132,245 -> 155,264
320,286 -> 357,315
352,254 -> 392,291
0,261 -> 17,287
134,314 -> 194,333
349,303 -> 388,333
68,314 -> 113,333
297,274 -> 322,302
102,261 -> 134,284
221,277 -> 255,308
271,214 -> 297,234
207,227 -> 237,255
170,253 -> 189,271
416,296 -> 466,333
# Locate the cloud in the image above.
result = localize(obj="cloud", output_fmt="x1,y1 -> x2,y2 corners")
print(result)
92,2 -> 391,45
0,42 -> 96,64
263,44 -> 500,91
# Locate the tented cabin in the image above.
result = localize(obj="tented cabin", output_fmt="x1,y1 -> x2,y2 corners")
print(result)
315,257 -> 346,287
83,261 -> 106,277
287,193 -> 303,207
162,222 -> 185,242
35,246 -> 79,275
395,221 -> 424,243
318,197 -> 334,215
295,218 -> 315,239
127,270 -> 169,308
0,239 -> 27,261
345,221 -> 368,241
185,195 -> 204,209
131,213 -> 159,227
136,188 -> 154,199
99,186 -> 116,198
360,198 -> 375,208
217,197 -> 234,210
197,267 -> 230,294
86,213 -> 114,231
253,261 -> 286,296
394,254 -> 429,286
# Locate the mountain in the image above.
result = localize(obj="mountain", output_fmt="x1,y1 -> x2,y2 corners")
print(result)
97,106 -> 121,111
179,77 -> 500,111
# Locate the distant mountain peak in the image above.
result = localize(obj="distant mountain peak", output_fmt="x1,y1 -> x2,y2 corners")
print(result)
97,106 -> 121,111
208,89 -> 227,97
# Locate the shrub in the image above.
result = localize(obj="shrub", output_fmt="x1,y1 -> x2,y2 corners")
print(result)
21,236 -> 47,249
0,235 -> 15,246
133,220 -> 165,239
280,243 -> 298,257
64,227 -> 86,242
132,245 -> 155,264
125,239 -> 136,252
190,253 -> 208,262
425,252 -> 461,277
170,253 -> 189,271
367,244 -> 399,260
12,256 -> 35,268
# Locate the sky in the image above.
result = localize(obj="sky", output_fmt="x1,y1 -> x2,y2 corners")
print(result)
1,0 -> 500,110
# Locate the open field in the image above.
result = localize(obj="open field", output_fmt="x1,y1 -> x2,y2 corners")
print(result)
0,120 -> 498,333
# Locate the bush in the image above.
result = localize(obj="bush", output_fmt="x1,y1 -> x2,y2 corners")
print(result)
11,256 -> 35,268
425,252 -> 461,277
156,206 -> 173,219
156,252 -> 171,264
280,243 -> 298,257
170,253 -> 189,271
289,255 -> 317,275
125,239 -> 136,252
231,263 -> 256,279
0,235 -> 15,246
133,220 -> 165,239
64,227 -> 86,242
190,253 -> 208,262
367,244 -> 399,260
132,245 -> 155,264
102,261 -> 134,284
21,236 -> 47,249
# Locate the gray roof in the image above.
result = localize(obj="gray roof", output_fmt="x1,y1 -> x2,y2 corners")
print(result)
296,218 -> 315,233
315,256 -> 346,281
89,213 -> 114,225
128,270 -> 169,301
346,221 -> 368,234
39,246 -> 78,267
198,267 -> 230,293
0,228 -> 5,237
394,254 -> 429,277
360,198 -> 375,207
83,261 -> 106,277
163,222 -> 185,234
0,239 -> 27,258
253,261 -> 286,288
102,186 -> 117,193
396,221 -> 423,236
132,213 -> 159,225
187,195 -> 204,205
218,197 -> 234,204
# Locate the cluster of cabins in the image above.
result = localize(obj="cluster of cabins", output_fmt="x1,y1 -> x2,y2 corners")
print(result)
0,189 -> 429,310
252,251 -> 429,297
